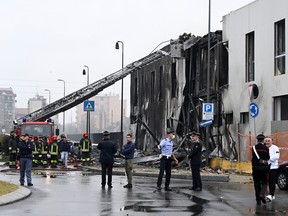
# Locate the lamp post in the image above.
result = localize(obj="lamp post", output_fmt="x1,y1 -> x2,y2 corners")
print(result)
83,65 -> 90,139
205,0 -> 211,166
57,79 -> 66,133
115,40 -> 124,150
44,89 -> 51,104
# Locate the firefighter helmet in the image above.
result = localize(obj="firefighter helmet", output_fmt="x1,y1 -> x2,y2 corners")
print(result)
52,135 -> 57,141
82,132 -> 88,137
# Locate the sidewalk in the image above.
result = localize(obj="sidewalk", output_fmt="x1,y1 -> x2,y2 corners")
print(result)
0,186 -> 31,206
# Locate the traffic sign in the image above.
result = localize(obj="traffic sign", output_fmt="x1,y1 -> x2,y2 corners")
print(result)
202,103 -> 214,120
199,119 -> 213,127
250,102 -> 259,118
84,100 -> 95,112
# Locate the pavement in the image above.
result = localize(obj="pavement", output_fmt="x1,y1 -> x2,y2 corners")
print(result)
0,163 -> 252,207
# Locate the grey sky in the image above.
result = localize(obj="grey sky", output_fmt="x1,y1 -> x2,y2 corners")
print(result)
0,0 -> 253,114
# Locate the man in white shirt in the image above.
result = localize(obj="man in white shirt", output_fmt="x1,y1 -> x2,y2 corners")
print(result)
264,136 -> 280,201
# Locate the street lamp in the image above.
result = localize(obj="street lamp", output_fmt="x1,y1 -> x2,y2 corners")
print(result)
205,0 -> 211,166
44,89 -> 51,104
83,65 -> 90,139
115,40 -> 124,150
57,79 -> 66,133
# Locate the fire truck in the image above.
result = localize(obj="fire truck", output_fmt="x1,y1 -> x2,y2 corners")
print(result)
15,118 -> 58,143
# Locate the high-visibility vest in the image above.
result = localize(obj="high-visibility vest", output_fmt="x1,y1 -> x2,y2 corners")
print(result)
50,142 -> 59,156
41,141 -> 48,154
81,138 -> 91,152
33,141 -> 40,154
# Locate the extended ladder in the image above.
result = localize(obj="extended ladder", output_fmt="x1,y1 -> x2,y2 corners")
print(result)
19,50 -> 169,122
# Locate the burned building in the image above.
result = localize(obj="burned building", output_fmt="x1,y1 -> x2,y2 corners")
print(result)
130,32 -> 231,159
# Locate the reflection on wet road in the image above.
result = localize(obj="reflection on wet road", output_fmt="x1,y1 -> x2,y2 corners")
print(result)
0,169 -> 287,215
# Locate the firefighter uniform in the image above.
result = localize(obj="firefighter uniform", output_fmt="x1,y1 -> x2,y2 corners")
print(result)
80,132 -> 92,166
40,137 -> 49,168
32,137 -> 41,167
8,131 -> 18,168
50,137 -> 59,168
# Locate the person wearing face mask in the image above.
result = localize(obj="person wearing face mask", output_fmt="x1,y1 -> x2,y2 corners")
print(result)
156,128 -> 178,191
188,131 -> 203,191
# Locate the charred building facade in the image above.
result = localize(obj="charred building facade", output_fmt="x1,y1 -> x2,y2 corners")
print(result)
130,32 -> 233,159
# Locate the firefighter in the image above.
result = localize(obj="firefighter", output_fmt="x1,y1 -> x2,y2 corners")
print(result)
49,135 -> 59,168
8,131 -> 18,168
40,136 -> 49,168
80,132 -> 92,166
32,136 -> 41,167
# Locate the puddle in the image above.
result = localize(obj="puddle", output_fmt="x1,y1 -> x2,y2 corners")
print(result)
121,187 -> 209,214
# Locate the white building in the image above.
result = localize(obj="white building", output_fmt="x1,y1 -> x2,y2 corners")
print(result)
222,0 -> 287,160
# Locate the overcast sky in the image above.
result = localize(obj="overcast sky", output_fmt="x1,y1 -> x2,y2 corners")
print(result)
0,0 -> 254,121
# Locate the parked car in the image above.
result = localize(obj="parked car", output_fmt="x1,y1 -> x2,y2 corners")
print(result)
277,161 -> 288,190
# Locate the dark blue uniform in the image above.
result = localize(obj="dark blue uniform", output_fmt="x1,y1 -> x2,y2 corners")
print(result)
97,137 -> 117,188
252,142 -> 270,204
188,140 -> 202,190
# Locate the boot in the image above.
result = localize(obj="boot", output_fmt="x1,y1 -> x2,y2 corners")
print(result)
123,183 -> 132,188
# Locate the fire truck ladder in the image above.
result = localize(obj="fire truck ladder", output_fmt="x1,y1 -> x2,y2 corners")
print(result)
19,50 -> 169,122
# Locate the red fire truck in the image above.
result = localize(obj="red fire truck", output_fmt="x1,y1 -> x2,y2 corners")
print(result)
16,118 -> 59,143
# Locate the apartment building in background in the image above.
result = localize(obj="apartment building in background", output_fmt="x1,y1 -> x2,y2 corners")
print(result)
0,87 -> 16,133
76,93 -> 127,132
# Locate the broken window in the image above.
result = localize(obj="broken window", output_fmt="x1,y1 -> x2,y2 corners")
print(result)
275,19 -> 285,76
245,31 -> 255,82
240,112 -> 249,124
159,66 -> 163,101
151,71 -> 155,103
171,62 -> 177,98
274,95 -> 288,120
133,77 -> 138,106
141,75 -> 144,104
225,113 -> 233,124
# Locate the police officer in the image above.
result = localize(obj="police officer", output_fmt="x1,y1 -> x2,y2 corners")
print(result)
97,131 -> 117,189
188,131 -> 202,191
156,128 -> 179,191
80,132 -> 92,166
8,131 -> 18,168
252,134 -> 270,205
18,133 -> 34,186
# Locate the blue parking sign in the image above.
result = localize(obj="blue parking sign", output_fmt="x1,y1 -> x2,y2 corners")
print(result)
202,103 -> 214,120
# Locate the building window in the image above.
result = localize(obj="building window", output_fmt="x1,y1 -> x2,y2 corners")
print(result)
171,63 -> 177,98
274,95 -> 288,120
245,31 -> 255,82
240,112 -> 249,124
225,113 -> 233,124
275,19 -> 286,76
151,71 -> 155,103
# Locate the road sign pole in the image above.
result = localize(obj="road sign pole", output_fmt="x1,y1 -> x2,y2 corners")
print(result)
253,117 -> 256,141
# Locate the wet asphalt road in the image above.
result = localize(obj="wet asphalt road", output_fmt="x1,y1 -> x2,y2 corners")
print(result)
0,170 -> 288,216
